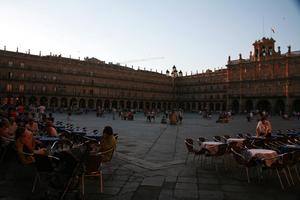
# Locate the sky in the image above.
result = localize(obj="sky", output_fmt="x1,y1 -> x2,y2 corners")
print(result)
0,0 -> 300,75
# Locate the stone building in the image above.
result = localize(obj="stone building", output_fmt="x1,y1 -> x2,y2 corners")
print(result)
0,50 -> 174,111
227,37 -> 300,114
0,37 -> 299,113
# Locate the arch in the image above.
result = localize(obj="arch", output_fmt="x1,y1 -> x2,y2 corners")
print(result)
96,99 -> 102,108
245,100 -> 254,112
79,99 -> 86,108
232,100 -> 239,113
145,102 -> 150,110
119,100 -> 124,109
61,98 -> 68,108
209,102 -> 214,111
50,97 -> 58,107
293,100 -> 300,112
157,102 -> 161,110
29,96 -> 37,105
40,96 -> 48,106
191,102 -> 196,110
167,103 -> 171,110
104,99 -> 110,110
126,101 -> 131,109
222,102 -> 226,111
112,100 -> 117,109
139,101 -> 144,110
162,102 -> 167,110
88,99 -> 94,109
215,103 -> 221,111
274,99 -> 285,114
198,102 -> 202,111
151,102 -> 156,109
70,98 -> 78,108
133,101 -> 138,109
186,102 -> 191,111
179,102 -> 184,110
256,100 -> 271,112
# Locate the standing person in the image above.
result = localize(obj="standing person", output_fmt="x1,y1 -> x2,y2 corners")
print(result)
99,126 -> 117,161
112,107 -> 116,120
178,110 -> 183,124
38,105 -> 46,121
256,115 -> 272,137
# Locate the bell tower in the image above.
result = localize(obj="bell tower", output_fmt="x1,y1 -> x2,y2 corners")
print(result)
252,37 -> 276,61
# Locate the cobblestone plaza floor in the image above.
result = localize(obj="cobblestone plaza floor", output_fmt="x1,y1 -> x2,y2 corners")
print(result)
1,112 -> 300,200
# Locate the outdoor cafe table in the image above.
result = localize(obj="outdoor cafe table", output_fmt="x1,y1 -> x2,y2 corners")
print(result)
226,138 -> 245,146
201,141 -> 224,155
279,144 -> 300,153
246,149 -> 278,167
34,136 -> 61,144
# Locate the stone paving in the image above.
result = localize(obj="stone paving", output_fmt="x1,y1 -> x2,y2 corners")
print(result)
1,112 -> 300,200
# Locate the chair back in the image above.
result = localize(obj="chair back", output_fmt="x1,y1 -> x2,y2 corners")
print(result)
214,143 -> 227,156
99,148 -> 115,163
231,148 -> 247,165
213,136 -> 222,142
184,138 -> 194,153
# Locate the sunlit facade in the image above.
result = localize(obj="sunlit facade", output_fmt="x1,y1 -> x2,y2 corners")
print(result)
1,38 -> 300,113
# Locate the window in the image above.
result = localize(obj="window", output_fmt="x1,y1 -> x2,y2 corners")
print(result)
54,87 -> 57,92
19,84 -> 25,92
53,76 -> 57,81
8,61 -> 13,66
6,84 -> 13,92
90,89 -> 93,95
21,73 -> 25,79
42,86 -> 46,92
20,63 -> 25,68
8,72 -> 13,79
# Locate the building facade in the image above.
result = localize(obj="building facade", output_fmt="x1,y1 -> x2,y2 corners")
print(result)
226,37 -> 300,114
0,37 -> 300,113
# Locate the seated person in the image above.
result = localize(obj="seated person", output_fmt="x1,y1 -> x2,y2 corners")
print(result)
85,126 -> 117,172
8,117 -> 17,137
46,121 -> 58,137
25,118 -> 39,135
256,115 -> 272,137
0,118 -> 14,146
15,127 -> 47,165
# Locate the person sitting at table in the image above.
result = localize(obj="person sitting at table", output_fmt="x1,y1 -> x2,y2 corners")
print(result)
0,118 -> 13,146
15,127 -> 47,165
8,117 -> 17,138
256,115 -> 272,137
46,120 -> 58,137
25,118 -> 39,135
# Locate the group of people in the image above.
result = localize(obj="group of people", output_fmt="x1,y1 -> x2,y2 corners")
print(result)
1,103 -> 117,168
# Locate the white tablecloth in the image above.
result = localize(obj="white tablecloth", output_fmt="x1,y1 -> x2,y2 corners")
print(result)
201,141 -> 224,155
247,149 -> 278,167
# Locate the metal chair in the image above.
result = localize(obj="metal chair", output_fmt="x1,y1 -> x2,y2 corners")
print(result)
184,138 -> 205,164
81,147 -> 115,196
230,148 -> 258,183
